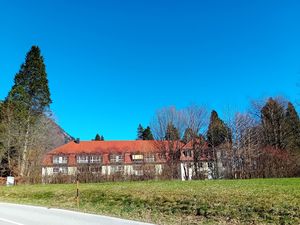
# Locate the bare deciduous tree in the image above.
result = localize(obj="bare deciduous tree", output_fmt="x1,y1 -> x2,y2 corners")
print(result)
0,104 -> 64,182
151,105 -> 208,179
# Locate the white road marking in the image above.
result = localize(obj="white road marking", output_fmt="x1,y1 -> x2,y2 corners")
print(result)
0,217 -> 24,225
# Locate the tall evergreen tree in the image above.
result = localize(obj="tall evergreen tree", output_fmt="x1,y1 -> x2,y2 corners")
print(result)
137,124 -> 144,140
95,133 -> 101,141
165,122 -> 180,141
7,46 -> 51,113
283,102 -> 300,152
142,126 -> 154,140
261,98 -> 285,149
5,46 -> 51,176
182,127 -> 198,143
100,135 -> 104,141
207,110 -> 231,147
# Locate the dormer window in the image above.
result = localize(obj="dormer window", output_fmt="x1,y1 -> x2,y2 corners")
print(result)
158,153 -> 167,160
53,156 -> 68,164
183,150 -> 192,157
132,154 -> 144,163
90,155 -> 101,163
77,155 -> 89,163
110,154 -> 123,163
76,155 -> 102,164
144,153 -> 155,163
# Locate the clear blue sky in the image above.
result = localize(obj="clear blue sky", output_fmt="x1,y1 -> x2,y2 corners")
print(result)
1,0 -> 300,140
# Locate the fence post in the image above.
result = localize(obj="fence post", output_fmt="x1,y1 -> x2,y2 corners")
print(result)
76,174 -> 80,209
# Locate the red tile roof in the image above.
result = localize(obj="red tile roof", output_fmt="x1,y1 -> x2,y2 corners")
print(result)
42,140 -> 210,166
49,140 -> 159,155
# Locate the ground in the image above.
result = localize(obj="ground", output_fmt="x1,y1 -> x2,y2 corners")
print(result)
0,178 -> 299,225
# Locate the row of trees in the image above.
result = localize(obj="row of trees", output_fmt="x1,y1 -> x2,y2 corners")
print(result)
94,133 -> 104,141
146,99 -> 300,179
0,46 -> 55,181
137,124 -> 154,140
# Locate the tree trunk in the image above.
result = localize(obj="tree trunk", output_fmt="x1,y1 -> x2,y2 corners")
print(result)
20,115 -> 31,177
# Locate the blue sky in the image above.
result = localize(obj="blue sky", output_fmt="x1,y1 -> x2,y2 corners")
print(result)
1,0 -> 300,140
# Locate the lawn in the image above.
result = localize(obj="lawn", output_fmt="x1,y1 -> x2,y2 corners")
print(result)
0,178 -> 299,224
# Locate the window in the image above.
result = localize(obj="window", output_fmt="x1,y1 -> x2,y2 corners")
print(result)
78,166 -> 89,173
62,167 -> 68,174
183,150 -> 192,157
78,166 -> 101,173
77,155 -> 89,163
144,153 -> 155,163
143,164 -> 156,175
252,161 -> 257,170
132,165 -> 143,176
208,162 -> 213,168
222,159 -> 227,167
53,167 -> 59,173
110,165 -> 124,173
132,154 -> 143,163
53,167 -> 68,174
158,153 -> 167,160
90,166 -> 101,173
90,155 -> 101,163
53,156 -> 68,164
110,154 -> 123,163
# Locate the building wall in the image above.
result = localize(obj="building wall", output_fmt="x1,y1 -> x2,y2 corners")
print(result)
42,143 -> 225,180
42,164 -> 164,177
180,162 -> 214,180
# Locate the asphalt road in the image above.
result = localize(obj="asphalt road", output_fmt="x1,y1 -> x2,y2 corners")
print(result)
0,203 -> 154,225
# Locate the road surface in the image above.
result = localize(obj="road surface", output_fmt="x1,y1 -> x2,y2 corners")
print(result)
0,203 -> 154,225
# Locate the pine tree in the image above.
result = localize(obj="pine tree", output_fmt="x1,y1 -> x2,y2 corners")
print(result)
261,98 -> 285,149
182,127 -> 198,143
7,46 -> 51,113
207,110 -> 231,147
100,135 -> 104,141
95,134 -> 101,141
137,124 -> 144,140
142,126 -> 154,140
5,46 -> 52,176
165,122 -> 180,141
283,102 -> 300,152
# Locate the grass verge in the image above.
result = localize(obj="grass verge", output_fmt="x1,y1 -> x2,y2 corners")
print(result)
0,178 -> 299,224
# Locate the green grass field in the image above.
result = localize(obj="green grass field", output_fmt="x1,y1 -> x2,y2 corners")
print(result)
0,178 -> 299,224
